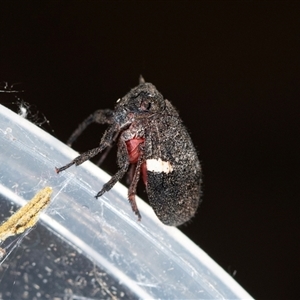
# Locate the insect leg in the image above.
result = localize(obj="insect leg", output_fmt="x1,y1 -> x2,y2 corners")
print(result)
126,164 -> 136,186
96,131 -> 119,166
95,139 -> 130,199
128,151 -> 144,221
56,125 -> 117,173
67,109 -> 114,146
55,146 -> 106,173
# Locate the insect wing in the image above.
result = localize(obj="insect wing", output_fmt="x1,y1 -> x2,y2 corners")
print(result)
144,107 -> 201,226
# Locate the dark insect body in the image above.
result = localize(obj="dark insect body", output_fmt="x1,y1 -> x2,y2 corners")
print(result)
56,77 -> 202,226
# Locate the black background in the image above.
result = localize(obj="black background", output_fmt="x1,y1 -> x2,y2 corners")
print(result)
1,1 -> 298,299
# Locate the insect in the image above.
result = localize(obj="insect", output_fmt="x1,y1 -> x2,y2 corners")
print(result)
56,77 -> 201,226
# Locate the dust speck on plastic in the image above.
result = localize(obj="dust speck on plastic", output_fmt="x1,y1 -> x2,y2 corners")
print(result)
0,104 -> 253,299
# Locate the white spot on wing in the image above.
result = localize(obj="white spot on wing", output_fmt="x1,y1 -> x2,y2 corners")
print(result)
146,158 -> 173,174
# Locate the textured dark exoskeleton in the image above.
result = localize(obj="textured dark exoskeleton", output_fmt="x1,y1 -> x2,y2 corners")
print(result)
56,77 -> 202,226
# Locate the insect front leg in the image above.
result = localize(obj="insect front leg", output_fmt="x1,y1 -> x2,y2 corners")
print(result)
56,125 -> 117,173
67,109 -> 114,146
96,131 -> 119,167
95,138 -> 130,199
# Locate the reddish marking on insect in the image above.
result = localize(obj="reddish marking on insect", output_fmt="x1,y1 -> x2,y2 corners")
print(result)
125,138 -> 144,164
125,138 -> 147,185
